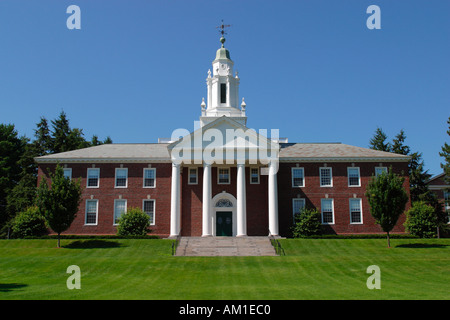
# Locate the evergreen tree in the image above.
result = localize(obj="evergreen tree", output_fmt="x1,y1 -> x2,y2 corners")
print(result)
391,129 -> 410,155
369,127 -> 391,152
440,116 -> 450,188
0,124 -> 27,232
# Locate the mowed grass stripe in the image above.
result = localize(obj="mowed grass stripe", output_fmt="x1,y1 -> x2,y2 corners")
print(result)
0,238 -> 449,299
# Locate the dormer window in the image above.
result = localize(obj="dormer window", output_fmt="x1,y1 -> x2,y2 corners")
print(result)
220,83 -> 227,104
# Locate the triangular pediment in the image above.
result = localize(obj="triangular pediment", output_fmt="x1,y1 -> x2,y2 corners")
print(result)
168,116 -> 279,165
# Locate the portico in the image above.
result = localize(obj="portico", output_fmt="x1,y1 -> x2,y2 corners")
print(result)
168,160 -> 279,238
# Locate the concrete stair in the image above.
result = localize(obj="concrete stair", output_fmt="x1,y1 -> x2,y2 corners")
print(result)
175,236 -> 277,257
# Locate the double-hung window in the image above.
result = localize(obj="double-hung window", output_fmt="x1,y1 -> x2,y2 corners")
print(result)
143,199 -> 155,225
321,199 -> 334,224
218,168 -> 230,184
320,167 -> 332,187
87,168 -> 100,188
444,191 -> 450,224
115,168 -> 128,188
114,199 -> 127,225
143,168 -> 156,188
375,167 -> 387,177
348,167 -> 361,187
292,198 -> 306,220
250,168 -> 259,184
349,198 -> 363,224
63,168 -> 72,180
292,168 -> 305,187
188,168 -> 198,185
85,200 -> 98,225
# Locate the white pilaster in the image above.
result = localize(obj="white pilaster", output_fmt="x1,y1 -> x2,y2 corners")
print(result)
268,161 -> 279,236
236,163 -> 247,237
170,163 -> 181,237
202,163 -> 212,237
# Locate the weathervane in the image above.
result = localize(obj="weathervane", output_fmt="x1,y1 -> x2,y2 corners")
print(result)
216,20 -> 231,47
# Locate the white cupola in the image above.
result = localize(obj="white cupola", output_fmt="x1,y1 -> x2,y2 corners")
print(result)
200,35 -> 247,127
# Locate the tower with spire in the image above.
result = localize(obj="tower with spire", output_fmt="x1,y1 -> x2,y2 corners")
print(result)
200,27 -> 247,127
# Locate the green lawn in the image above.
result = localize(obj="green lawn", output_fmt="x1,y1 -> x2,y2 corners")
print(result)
0,238 -> 449,300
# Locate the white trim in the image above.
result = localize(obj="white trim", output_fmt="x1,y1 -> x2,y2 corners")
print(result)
321,198 -> 334,225
291,167 -> 305,187
250,167 -> 260,184
217,167 -> 231,185
85,199 -> 98,225
115,168 -> 128,188
86,168 -> 100,188
188,167 -> 198,185
347,167 -> 361,187
142,199 -> 156,226
319,167 -> 333,187
349,198 -> 363,224
143,168 -> 156,188
113,199 -> 127,225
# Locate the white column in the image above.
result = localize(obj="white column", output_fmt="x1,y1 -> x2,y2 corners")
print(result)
268,161 -> 279,236
236,164 -> 247,237
170,163 -> 181,237
202,163 -> 212,237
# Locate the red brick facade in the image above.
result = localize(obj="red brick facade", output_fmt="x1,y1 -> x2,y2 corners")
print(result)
37,160 -> 410,237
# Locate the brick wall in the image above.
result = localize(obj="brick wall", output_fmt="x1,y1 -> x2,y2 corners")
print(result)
38,162 -> 172,237
278,161 -> 411,236
37,160 -> 410,238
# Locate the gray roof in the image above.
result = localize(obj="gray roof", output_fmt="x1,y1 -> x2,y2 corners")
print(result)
279,143 -> 410,162
35,144 -> 171,163
35,142 -> 410,163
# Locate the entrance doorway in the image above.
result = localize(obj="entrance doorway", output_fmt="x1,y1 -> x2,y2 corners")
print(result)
216,211 -> 232,236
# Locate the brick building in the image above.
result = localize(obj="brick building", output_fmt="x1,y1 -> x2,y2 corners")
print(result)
35,36 -> 411,238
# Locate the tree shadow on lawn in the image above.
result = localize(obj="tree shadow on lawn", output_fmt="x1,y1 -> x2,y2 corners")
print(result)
0,283 -> 28,292
396,243 -> 449,249
63,239 -> 125,249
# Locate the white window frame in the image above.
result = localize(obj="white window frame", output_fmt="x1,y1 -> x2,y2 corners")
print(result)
292,198 -> 306,221
85,199 -> 98,225
113,199 -> 127,225
143,168 -> 156,188
115,168 -> 128,188
250,167 -> 260,184
86,168 -> 100,188
319,167 -> 333,187
291,167 -> 305,187
63,168 -> 72,180
347,167 -> 361,187
321,198 -> 334,224
143,199 -> 156,226
188,167 -> 198,185
349,198 -> 363,224
375,166 -> 387,177
218,167 -> 230,185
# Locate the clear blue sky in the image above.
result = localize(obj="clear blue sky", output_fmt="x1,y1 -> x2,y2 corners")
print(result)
0,0 -> 449,176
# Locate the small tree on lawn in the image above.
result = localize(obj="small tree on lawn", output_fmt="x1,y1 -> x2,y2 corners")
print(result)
36,164 -> 81,247
365,170 -> 408,247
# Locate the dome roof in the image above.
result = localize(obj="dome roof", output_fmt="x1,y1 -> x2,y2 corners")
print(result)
214,36 -> 232,61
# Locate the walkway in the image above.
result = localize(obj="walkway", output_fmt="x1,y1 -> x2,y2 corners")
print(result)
175,236 -> 277,257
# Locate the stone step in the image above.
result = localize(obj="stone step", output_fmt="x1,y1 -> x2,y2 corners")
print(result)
175,236 -> 277,257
